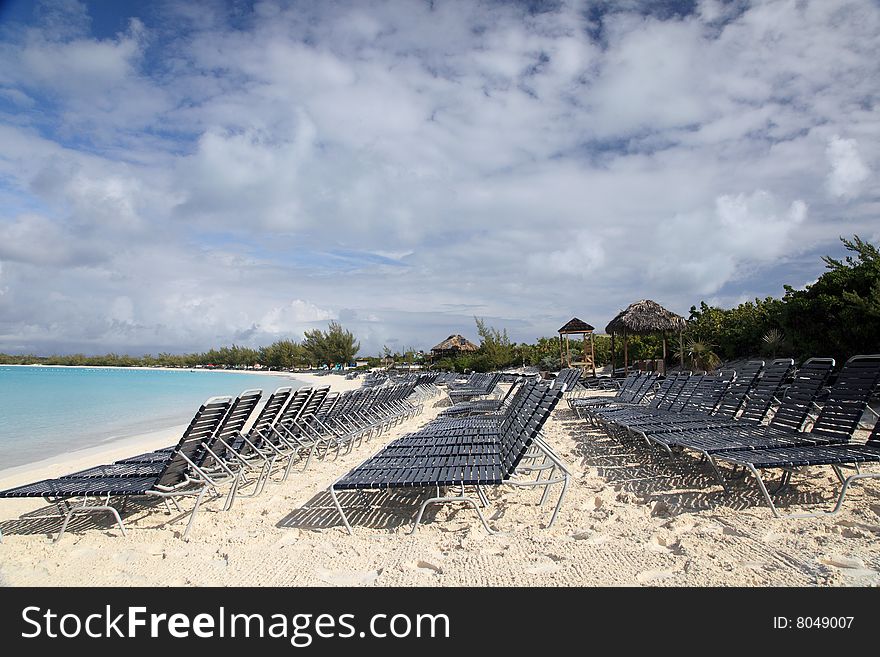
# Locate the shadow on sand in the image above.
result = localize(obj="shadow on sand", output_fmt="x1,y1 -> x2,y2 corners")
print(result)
276,488 -> 442,532
559,408 -> 829,515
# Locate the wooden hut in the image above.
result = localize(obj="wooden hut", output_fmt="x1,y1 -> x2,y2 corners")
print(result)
557,317 -> 596,376
430,334 -> 479,360
604,300 -> 687,375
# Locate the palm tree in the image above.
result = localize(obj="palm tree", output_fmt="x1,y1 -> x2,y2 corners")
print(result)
675,337 -> 721,372
762,329 -> 786,359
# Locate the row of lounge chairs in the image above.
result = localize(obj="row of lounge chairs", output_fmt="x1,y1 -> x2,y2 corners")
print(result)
0,374 -> 441,542
329,376 -> 570,534
576,355 -> 880,517
444,372 -> 503,404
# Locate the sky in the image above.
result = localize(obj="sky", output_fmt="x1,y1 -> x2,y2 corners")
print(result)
0,0 -> 877,356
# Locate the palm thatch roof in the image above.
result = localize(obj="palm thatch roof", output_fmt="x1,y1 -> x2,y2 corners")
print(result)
430,334 -> 479,353
558,317 -> 595,334
605,299 -> 686,335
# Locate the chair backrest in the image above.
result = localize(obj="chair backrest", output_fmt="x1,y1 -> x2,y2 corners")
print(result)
552,368 -> 581,390
501,384 -> 562,477
326,390 -> 356,419
632,372 -> 660,404
712,360 -> 764,419
667,374 -> 703,413
738,358 -> 796,423
646,372 -> 683,409
498,378 -> 535,419
767,357 -> 835,431
682,372 -> 734,415
156,396 -> 233,488
278,386 -> 315,426
615,372 -> 648,402
248,387 -> 293,438
485,372 -> 503,391
809,355 -> 880,441
207,389 -> 262,461
498,379 -> 543,435
300,385 -> 330,419
629,372 -> 660,403
312,391 -> 340,423
496,381 -> 547,453
498,377 -> 525,404
613,372 -> 641,399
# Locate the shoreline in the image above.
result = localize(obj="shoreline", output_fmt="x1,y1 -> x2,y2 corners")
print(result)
0,370 -> 363,489
3,363 -> 341,375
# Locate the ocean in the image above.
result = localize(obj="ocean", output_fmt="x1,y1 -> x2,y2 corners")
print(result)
0,366 -> 303,470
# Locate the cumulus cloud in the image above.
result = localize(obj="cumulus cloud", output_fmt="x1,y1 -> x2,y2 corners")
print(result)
645,191 -> 807,297
0,0 -> 878,354
528,233 -> 605,279
259,300 -> 336,334
0,213 -> 108,267
826,135 -> 870,199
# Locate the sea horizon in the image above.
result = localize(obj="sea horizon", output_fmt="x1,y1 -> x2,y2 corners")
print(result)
0,365 -> 306,471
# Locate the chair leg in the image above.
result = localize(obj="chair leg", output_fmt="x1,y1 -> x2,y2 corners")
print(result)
182,486 -> 209,541
54,503 -> 127,543
329,486 -> 353,535
547,473 -> 569,528
222,473 -> 241,511
409,494 -> 495,535
302,443 -> 318,471
785,469 -> 879,518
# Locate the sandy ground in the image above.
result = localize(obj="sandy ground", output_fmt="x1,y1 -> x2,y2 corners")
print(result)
1,387 -> 878,587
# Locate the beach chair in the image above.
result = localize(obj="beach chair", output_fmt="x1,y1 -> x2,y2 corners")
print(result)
574,371 -> 662,418
245,386 -> 321,479
329,382 -> 564,534
214,386 -> 295,495
552,368 -> 584,392
588,372 -> 693,428
636,359 -> 795,450
381,380 -> 563,497
406,378 -> 542,439
602,367 -> 756,441
700,355 -> 880,516
438,376 -> 531,418
448,372 -> 503,404
568,371 -> 646,412
649,358 -> 836,468
0,396 -> 233,541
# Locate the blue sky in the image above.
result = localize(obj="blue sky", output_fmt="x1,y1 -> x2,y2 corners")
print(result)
0,0 -> 877,355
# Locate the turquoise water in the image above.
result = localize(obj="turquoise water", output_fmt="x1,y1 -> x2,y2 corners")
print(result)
0,366 -> 303,470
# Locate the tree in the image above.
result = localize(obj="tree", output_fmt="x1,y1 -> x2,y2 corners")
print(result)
259,339 -> 303,369
675,337 -> 721,372
777,235 -> 880,362
474,317 -> 515,370
303,321 -> 360,368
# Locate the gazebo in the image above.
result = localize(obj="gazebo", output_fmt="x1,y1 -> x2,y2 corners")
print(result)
557,317 -> 596,377
604,300 -> 687,375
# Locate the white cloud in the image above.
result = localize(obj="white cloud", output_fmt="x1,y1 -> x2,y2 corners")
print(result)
528,233 -> 605,279
0,1 -> 878,355
826,135 -> 870,199
108,296 -> 134,324
259,300 -> 336,335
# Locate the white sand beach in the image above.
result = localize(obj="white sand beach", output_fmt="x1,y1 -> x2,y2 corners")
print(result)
0,388 -> 878,587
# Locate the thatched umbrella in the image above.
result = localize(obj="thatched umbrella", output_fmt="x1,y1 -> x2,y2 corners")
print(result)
430,334 -> 479,358
557,317 -> 596,376
604,300 -> 687,374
